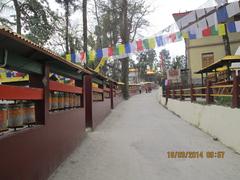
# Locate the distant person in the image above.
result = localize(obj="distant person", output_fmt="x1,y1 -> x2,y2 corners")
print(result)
139,86 -> 142,94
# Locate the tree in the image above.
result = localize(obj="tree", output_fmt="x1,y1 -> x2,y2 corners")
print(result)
137,49 -> 158,81
159,49 -> 171,73
0,0 -> 58,45
82,0 -> 88,63
55,0 -> 79,53
171,55 -> 187,69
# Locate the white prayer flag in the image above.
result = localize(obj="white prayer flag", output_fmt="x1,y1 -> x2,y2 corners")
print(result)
235,21 -> 240,32
226,1 -> 240,18
206,12 -> 218,27
198,18 -> 207,31
102,48 -> 108,58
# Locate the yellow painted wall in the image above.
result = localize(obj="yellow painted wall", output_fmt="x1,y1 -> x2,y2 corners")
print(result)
188,32 -> 240,79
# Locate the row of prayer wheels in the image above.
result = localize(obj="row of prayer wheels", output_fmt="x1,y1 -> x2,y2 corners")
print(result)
49,92 -> 81,111
0,102 -> 36,132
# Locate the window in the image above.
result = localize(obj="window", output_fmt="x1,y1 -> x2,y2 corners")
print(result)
202,52 -> 214,68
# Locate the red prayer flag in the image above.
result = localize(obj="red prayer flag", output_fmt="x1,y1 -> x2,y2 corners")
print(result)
202,27 -> 211,37
136,40 -> 144,51
80,52 -> 86,62
169,33 -> 176,42
108,47 -> 113,56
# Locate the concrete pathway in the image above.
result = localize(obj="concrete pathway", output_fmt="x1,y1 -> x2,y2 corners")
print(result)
49,90 -> 240,180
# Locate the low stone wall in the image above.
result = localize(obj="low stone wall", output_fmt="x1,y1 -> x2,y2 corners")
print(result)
158,90 -> 240,153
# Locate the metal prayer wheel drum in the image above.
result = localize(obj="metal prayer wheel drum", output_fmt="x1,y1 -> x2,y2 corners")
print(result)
51,92 -> 59,110
22,102 -> 36,125
64,92 -> 69,108
76,94 -> 81,107
58,92 -> 64,109
74,94 -> 80,107
69,93 -> 74,108
0,105 -> 8,132
49,92 -> 52,111
8,104 -> 24,128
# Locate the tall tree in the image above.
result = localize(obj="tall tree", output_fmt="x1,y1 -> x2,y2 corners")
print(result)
55,0 -> 79,53
0,0 -> 58,45
82,0 -> 88,65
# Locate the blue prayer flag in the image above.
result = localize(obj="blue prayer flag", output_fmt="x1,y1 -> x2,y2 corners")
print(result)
217,6 -> 228,23
189,32 -> 196,40
125,43 -> 131,53
71,53 -> 76,63
155,36 -> 163,47
96,49 -> 103,59
227,22 -> 236,33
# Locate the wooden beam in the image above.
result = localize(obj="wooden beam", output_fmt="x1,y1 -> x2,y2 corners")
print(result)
49,81 -> 83,94
0,85 -> 43,100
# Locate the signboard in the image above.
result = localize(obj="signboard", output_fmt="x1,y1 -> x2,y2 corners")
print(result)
167,69 -> 181,81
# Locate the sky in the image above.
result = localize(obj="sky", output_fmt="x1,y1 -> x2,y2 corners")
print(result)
48,0 -> 209,58
2,0 -> 236,59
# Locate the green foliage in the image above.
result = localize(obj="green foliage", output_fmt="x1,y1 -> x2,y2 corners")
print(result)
171,55 -> 187,69
137,49 -> 158,80
215,96 -> 232,107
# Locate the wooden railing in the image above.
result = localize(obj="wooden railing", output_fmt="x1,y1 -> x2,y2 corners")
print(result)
164,75 -> 240,108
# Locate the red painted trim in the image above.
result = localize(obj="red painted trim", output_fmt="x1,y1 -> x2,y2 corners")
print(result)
49,81 -> 83,94
92,87 -> 104,93
104,88 -> 110,92
0,85 -> 43,100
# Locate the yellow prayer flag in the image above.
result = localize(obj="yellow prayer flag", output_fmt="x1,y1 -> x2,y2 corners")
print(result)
181,32 -> 189,39
66,54 -> 71,62
89,50 -> 96,61
149,38 -> 156,49
118,44 -> 125,55
0,72 -> 6,79
218,24 -> 226,36
95,57 -> 108,73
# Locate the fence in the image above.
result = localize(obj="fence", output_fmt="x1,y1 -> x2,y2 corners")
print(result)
164,75 -> 240,108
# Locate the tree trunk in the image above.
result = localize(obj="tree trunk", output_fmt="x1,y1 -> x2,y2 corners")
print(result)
65,2 -> 69,54
13,0 -> 21,34
82,0 -> 88,64
120,0 -> 129,99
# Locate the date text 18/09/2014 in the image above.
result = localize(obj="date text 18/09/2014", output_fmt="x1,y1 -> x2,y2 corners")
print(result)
167,151 -> 225,159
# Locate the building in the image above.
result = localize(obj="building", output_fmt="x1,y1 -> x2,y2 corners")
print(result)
173,1 -> 240,84
128,68 -> 139,83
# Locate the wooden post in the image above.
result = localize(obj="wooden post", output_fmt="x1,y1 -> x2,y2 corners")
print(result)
84,75 -> 93,128
180,84 -> 184,101
165,84 -> 169,105
190,84 -> 196,102
173,85 -> 176,99
232,75 -> 240,108
29,63 -> 49,125
110,82 -> 114,109
206,81 -> 214,104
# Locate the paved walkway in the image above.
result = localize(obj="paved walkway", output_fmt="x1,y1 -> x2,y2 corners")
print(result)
49,90 -> 240,180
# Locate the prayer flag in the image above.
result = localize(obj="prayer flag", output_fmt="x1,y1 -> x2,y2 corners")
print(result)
108,47 -> 113,56
102,48 -> 108,58
149,38 -> 156,49
118,44 -> 125,55
218,24 -> 226,36
143,39 -> 149,49
235,21 -> 240,32
66,54 -> 71,62
71,53 -> 76,63
227,22 -> 236,33
217,6 -> 228,23
136,40 -> 144,51
89,50 -> 96,61
156,36 -> 163,46
202,27 -> 211,36
96,49 -> 103,59
210,25 -> 218,36
125,42 -> 131,54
